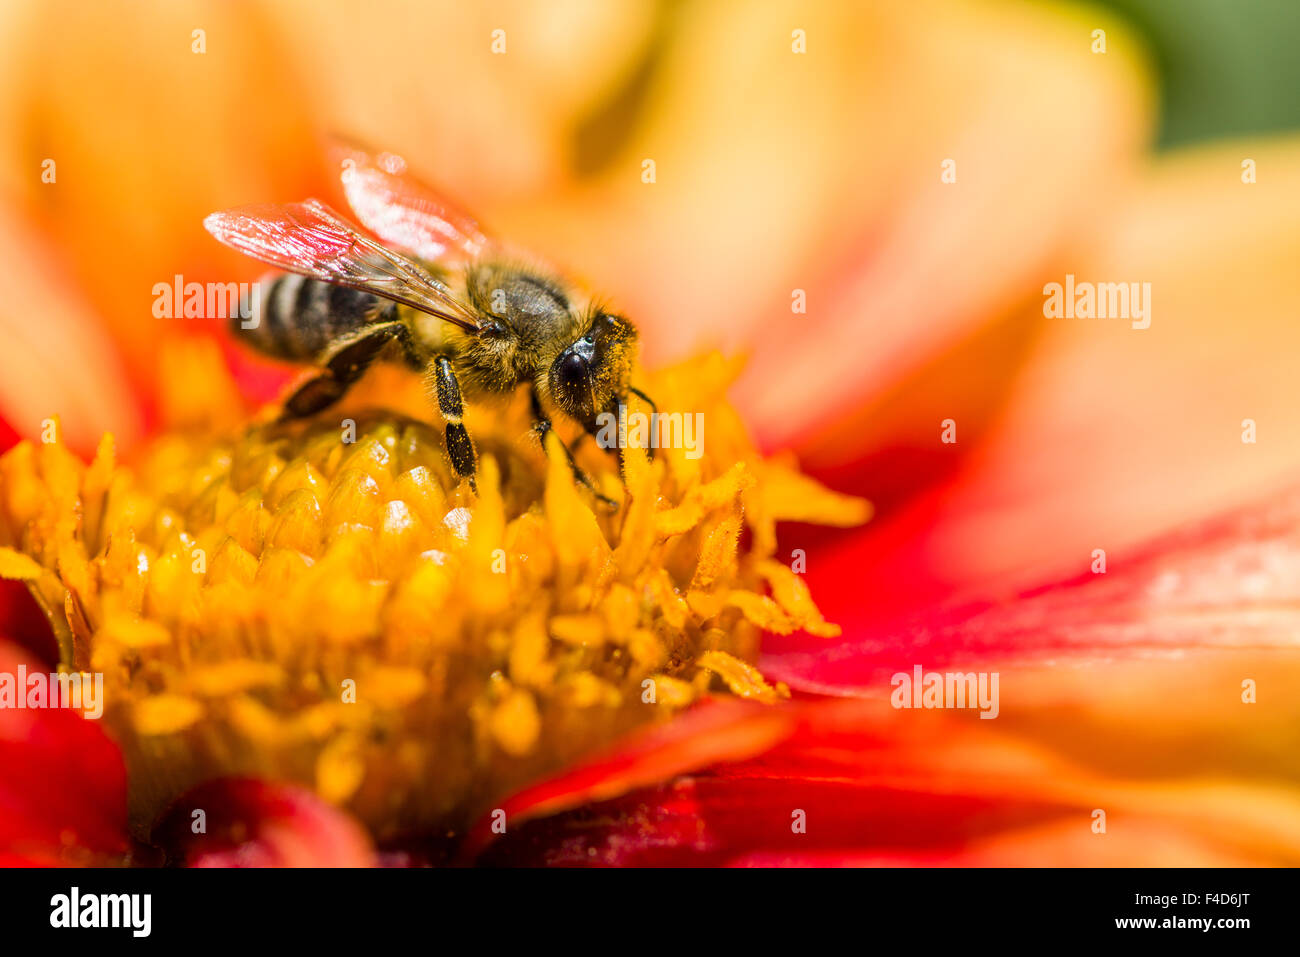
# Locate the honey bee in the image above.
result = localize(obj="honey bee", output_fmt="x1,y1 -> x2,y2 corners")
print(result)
204,141 -> 653,506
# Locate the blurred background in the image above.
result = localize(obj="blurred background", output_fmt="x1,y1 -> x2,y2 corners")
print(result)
1087,0 -> 1300,146
2,0 -> 1300,628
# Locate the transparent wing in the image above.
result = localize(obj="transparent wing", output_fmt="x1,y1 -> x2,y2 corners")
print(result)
204,199 -> 482,332
330,137 -> 491,264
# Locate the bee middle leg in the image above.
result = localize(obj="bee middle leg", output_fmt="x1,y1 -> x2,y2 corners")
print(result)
279,321 -> 412,420
530,390 -> 618,509
432,356 -> 478,493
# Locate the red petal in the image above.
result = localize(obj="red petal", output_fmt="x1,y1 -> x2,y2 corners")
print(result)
218,337 -> 296,407
0,850 -> 64,867
459,698 -> 797,862
152,778 -> 375,867
0,415 -> 17,455
0,580 -> 58,667
765,479 -> 1300,694
0,641 -> 130,863
475,702 -> 1070,866
478,698 -> 1300,866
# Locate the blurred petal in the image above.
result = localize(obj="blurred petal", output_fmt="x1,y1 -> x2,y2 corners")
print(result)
0,0 -> 324,391
0,405 -> 18,453
739,1 -> 1154,460
255,0 -> 658,193
0,207 -> 141,452
516,0 -> 1152,471
152,778 -> 375,867
0,640 -> 130,864
729,822 -> 1261,867
808,137 -> 1300,620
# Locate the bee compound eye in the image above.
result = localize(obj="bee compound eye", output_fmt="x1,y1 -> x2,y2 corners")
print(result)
557,350 -> 590,386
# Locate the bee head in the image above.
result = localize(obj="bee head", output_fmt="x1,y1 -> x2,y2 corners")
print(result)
548,313 -> 637,428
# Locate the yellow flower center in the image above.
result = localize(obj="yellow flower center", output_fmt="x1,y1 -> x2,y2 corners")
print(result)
0,341 -> 868,842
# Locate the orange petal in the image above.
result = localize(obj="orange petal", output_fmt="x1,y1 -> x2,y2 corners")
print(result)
0,208 -> 141,453
0,0 -> 324,392
822,137 -> 1300,618
517,1 -> 1152,463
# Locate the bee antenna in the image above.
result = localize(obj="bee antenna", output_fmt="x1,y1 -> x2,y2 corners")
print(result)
628,386 -> 657,415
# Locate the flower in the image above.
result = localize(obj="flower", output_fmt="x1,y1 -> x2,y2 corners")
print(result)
3,0 -> 1300,867
0,340 -> 865,857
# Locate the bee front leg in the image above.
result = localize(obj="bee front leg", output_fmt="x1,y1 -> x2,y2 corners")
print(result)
280,321 -> 410,420
626,387 -> 658,462
529,390 -> 618,510
433,356 -> 478,493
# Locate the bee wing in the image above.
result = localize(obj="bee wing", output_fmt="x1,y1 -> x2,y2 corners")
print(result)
330,138 -> 492,264
204,200 -> 482,332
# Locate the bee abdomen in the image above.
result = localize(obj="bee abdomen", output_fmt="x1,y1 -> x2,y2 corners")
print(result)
231,273 -> 394,361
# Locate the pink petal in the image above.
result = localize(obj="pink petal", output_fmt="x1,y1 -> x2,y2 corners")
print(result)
152,778 -> 375,868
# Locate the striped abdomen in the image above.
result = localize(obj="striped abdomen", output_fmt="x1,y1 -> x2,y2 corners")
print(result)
233,273 -> 395,361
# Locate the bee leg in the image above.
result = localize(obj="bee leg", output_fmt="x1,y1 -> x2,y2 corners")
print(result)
626,387 -> 658,462
279,321 -> 409,420
530,390 -> 619,510
433,356 -> 478,493
628,386 -> 657,413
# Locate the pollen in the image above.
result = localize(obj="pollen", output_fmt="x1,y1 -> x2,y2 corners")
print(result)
0,341 -> 869,843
